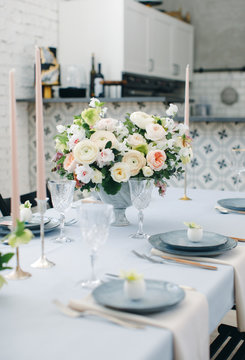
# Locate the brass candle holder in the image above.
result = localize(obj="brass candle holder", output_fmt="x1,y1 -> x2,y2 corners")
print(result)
180,165 -> 192,201
6,247 -> 31,280
31,198 -> 55,269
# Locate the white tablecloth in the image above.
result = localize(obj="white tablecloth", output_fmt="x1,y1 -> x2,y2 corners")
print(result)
1,187 -> 245,360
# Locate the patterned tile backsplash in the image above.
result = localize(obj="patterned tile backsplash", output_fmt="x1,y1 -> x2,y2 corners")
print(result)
28,101 -> 245,194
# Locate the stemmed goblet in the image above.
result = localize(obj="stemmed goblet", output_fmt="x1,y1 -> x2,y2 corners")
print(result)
48,180 -> 76,243
129,178 -> 154,239
77,203 -> 114,288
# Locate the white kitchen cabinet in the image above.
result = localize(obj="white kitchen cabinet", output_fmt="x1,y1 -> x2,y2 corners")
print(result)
59,0 -> 194,83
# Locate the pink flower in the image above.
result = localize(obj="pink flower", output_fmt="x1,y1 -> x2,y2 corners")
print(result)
63,153 -> 77,173
97,148 -> 115,168
146,150 -> 166,171
155,180 -> 167,197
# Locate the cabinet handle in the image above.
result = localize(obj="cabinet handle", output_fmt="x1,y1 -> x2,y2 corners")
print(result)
149,58 -> 154,72
173,63 -> 180,76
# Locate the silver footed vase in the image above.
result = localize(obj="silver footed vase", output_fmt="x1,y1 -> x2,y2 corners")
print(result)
99,182 -> 132,226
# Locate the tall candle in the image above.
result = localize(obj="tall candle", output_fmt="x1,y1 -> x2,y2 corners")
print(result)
9,69 -> 20,228
35,46 -> 46,200
184,64 -> 190,134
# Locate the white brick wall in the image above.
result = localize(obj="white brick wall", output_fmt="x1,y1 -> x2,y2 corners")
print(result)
0,0 -> 62,197
191,72 -> 245,117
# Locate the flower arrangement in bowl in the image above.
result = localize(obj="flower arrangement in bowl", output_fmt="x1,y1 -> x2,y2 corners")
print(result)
52,98 -> 192,199
184,222 -> 203,242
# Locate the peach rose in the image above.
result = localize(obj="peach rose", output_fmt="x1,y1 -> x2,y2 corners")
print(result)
63,153 -> 77,173
146,150 -> 166,171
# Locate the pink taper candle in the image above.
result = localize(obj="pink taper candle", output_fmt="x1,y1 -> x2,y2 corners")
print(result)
35,46 -> 46,200
9,69 -> 20,228
184,64 -> 190,135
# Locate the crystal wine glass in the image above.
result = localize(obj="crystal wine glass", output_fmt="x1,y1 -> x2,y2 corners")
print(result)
48,180 -> 76,243
77,203 -> 114,288
231,148 -> 245,191
129,178 -> 154,239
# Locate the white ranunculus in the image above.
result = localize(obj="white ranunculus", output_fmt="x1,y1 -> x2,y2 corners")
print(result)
122,150 -> 146,176
166,103 -> 178,117
56,125 -> 66,133
75,164 -> 93,184
73,139 -> 99,164
130,112 -> 154,129
92,169 -> 103,184
127,133 -> 146,147
89,97 -> 100,108
110,162 -> 131,183
95,118 -> 118,132
97,148 -> 115,168
142,166 -> 154,177
90,130 -> 118,149
145,123 -> 166,141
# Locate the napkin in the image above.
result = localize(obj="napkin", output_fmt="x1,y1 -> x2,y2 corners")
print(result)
151,246 -> 245,332
69,290 -> 209,360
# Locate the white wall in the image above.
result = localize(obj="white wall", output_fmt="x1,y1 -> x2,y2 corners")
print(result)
0,0 -> 62,197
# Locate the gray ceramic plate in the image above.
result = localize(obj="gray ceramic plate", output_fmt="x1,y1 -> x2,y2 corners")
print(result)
0,218 -> 59,237
149,234 -> 237,257
92,279 -> 185,314
217,198 -> 245,212
159,230 -> 228,251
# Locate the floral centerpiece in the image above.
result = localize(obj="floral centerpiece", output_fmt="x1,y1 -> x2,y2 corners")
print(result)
52,98 -> 192,196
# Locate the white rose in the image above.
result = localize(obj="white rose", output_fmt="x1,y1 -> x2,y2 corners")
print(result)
97,148 -> 115,168
75,164 -> 93,184
92,169 -> 103,184
145,123 -> 166,141
110,162 -> 131,183
166,103 -> 178,117
122,150 -> 146,176
89,97 -> 100,108
142,166 -> 154,177
130,112 -> 154,129
73,139 -> 99,164
90,130 -> 118,149
95,118 -> 118,132
56,125 -> 66,133
127,133 -> 146,147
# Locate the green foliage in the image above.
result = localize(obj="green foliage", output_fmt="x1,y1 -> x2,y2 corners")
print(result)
56,155 -> 65,165
105,141 -> 112,149
102,177 -> 121,195
166,132 -> 172,140
54,133 -> 68,145
0,252 -> 14,271
123,117 -> 135,135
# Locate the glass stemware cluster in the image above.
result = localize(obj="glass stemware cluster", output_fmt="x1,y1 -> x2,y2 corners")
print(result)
48,180 -> 76,243
129,178 -> 154,239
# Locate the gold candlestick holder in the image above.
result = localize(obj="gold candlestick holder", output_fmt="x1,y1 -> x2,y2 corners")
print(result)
31,198 -> 55,269
6,247 -> 31,280
180,165 -> 192,201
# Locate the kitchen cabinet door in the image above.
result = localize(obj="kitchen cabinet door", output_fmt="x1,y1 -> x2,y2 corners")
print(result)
171,21 -> 194,80
124,1 -> 150,76
148,12 -> 172,78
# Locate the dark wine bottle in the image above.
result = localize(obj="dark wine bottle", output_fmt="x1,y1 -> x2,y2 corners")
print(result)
89,53 -> 96,97
94,63 -> 105,97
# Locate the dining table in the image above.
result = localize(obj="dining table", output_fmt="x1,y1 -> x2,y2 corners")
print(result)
1,186 -> 245,360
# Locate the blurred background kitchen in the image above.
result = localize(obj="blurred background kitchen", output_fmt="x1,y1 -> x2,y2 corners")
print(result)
1,0 -> 245,197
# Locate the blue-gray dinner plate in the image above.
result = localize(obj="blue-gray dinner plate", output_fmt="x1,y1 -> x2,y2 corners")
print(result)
92,279 -> 185,314
158,230 -> 228,251
217,198 -> 245,212
0,218 -> 59,237
149,234 -> 237,257
0,215 -> 50,231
